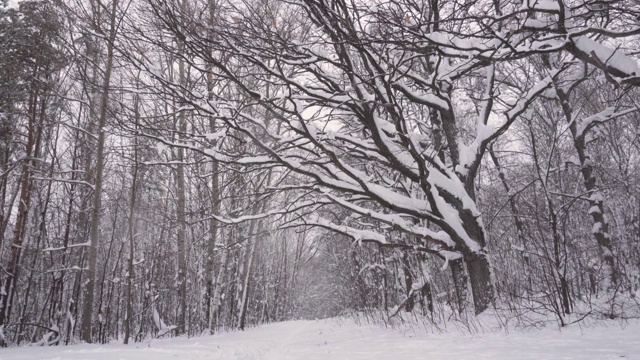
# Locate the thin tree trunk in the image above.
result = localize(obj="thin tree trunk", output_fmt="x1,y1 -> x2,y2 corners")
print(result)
124,98 -> 140,345
402,251 -> 414,312
237,216 -> 260,330
205,156 -> 220,331
174,93 -> 188,336
237,161 -> 278,329
204,52 -> 220,330
450,259 -> 467,313
173,0 -> 190,334
489,147 -> 532,291
210,226 -> 228,332
0,64 -> 43,331
556,88 -> 618,291
80,0 -> 119,342
18,117 -> 55,344
529,125 -> 572,316
96,205 -> 119,343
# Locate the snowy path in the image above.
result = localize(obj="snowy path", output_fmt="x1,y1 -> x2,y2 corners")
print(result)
2,318 -> 639,360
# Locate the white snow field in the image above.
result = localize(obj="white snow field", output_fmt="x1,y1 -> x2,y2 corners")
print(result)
2,318 -> 639,360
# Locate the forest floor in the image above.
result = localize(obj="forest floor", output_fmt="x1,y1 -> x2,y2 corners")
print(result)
2,316 -> 640,359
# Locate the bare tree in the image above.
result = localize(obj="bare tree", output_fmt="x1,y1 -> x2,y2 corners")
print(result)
80,0 -> 121,343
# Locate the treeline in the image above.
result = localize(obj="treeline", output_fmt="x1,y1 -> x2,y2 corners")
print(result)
1,0 -> 640,347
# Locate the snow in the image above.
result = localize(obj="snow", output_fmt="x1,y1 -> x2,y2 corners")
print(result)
592,222 -> 603,234
588,205 -> 600,215
42,242 -> 91,252
426,172 -> 482,252
589,192 -> 604,203
506,74 -> 555,120
572,36 -> 640,77
523,18 -> 553,29
154,142 -> 168,155
152,306 -> 177,337
203,130 -> 225,141
575,107 -> 639,138
520,0 -> 560,12
1,0 -> 21,11
566,155 -> 581,167
319,192 -> 456,249
307,215 -> 387,244
427,32 -> 475,51
393,82 -> 450,110
4,318 -> 640,359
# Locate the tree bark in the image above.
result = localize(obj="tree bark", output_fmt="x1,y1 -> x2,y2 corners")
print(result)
464,251 -> 493,315
80,0 -> 118,343
205,158 -> 220,331
558,89 -> 617,291
174,89 -> 188,336
210,226 -> 228,331
0,62 -> 44,330
124,114 -> 139,344
450,258 -> 468,313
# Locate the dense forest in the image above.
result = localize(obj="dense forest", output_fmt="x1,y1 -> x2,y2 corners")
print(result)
1,0 -> 640,347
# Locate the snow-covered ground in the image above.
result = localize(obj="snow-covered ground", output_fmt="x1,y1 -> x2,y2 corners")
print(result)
2,318 -> 639,360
